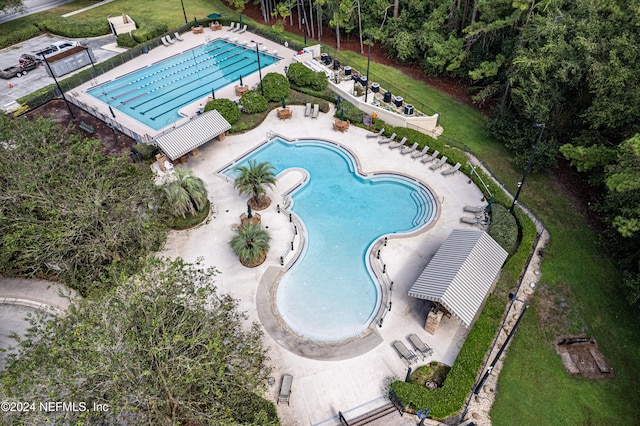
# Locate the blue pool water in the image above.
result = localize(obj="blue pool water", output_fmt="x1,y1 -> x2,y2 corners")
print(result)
87,39 -> 280,131
222,138 -> 437,341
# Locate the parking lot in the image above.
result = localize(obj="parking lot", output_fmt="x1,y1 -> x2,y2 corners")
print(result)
1,33 -> 121,112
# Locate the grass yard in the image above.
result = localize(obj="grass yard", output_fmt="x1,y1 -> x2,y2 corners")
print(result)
2,0 -> 639,422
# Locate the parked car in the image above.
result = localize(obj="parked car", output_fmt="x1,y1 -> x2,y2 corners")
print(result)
35,41 -> 77,57
0,54 -> 40,79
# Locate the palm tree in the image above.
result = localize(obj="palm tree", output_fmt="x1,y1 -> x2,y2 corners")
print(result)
163,169 -> 208,218
233,160 -> 276,210
230,223 -> 271,267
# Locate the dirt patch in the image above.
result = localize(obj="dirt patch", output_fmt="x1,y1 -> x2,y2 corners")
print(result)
23,99 -> 136,157
556,335 -> 612,379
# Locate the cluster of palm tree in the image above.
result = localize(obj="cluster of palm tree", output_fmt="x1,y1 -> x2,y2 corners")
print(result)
230,160 -> 277,267
162,169 -> 208,219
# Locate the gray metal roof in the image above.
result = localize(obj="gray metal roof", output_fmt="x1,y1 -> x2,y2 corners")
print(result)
408,229 -> 508,327
153,110 -> 231,160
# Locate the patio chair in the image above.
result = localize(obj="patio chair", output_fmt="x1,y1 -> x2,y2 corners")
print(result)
389,136 -> 407,150
463,205 -> 486,213
311,104 -> 319,119
392,340 -> 418,365
166,34 -> 176,44
460,216 -> 486,225
305,103 -> 311,117
174,32 -> 184,41
420,150 -> 439,164
228,22 -> 237,31
366,128 -> 385,139
411,145 -> 429,159
161,36 -> 170,47
378,132 -> 396,145
441,162 -> 461,176
407,333 -> 433,359
237,24 -> 247,34
401,142 -> 419,155
429,156 -> 448,170
278,374 -> 293,405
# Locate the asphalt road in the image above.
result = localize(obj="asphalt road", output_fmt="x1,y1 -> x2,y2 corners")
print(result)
0,0 -> 76,24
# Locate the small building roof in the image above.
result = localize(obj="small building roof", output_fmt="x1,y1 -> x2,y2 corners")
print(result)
408,229 -> 508,328
153,110 -> 231,160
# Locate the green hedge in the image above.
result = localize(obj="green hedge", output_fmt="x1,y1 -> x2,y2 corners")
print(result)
129,16 -> 167,44
258,72 -> 290,102
204,98 -> 240,124
117,33 -> 137,48
488,203 -> 519,254
240,90 -> 268,114
0,24 -> 40,49
35,13 -> 110,38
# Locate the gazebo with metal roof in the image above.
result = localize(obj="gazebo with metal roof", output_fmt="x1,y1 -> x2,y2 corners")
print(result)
408,229 -> 508,330
153,110 -> 231,161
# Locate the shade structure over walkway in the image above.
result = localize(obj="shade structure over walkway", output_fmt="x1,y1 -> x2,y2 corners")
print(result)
153,110 -> 231,160
408,229 -> 508,328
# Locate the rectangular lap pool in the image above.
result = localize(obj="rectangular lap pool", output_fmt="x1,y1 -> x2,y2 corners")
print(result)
87,39 -> 280,131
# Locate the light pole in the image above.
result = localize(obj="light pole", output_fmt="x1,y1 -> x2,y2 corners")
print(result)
39,52 -> 75,119
180,0 -> 188,25
509,123 -> 545,213
302,18 -> 306,45
251,40 -> 264,96
364,34 -> 371,103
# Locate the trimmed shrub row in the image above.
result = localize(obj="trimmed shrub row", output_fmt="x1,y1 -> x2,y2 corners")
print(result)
35,13 -> 110,38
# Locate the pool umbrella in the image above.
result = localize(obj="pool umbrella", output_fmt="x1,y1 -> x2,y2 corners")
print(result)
211,88 -> 215,99
247,204 -> 253,219
281,96 -> 286,109
194,17 -> 199,27
340,108 -> 344,121
207,13 -> 221,19
239,74 -> 243,87
240,14 -> 243,25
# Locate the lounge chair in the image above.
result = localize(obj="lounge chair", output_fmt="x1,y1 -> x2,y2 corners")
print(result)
366,128 -> 385,139
174,32 -> 184,41
463,205 -> 486,213
389,136 -> 407,150
378,133 -> 396,145
311,104 -> 319,119
166,34 -> 176,44
237,24 -> 247,34
392,340 -> 418,365
407,333 -> 433,359
228,22 -> 237,31
441,162 -> 461,176
278,374 -> 293,405
460,216 -> 486,225
411,145 -> 429,159
420,150 -> 439,164
304,103 -> 311,117
401,142 -> 419,155
429,156 -> 448,170
161,36 -> 170,47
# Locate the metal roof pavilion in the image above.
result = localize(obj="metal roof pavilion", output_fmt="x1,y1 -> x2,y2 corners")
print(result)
408,229 -> 508,328
153,110 -> 231,160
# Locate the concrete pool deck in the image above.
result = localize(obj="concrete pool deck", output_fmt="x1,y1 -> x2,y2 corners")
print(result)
158,103 -> 487,425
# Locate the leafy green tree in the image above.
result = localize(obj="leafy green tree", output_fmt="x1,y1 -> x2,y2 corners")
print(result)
0,114 -> 167,296
258,72 -> 290,101
230,223 -> 271,267
204,98 -> 241,124
162,169 -> 208,219
233,160 -> 277,208
1,257 -> 278,425
240,89 -> 268,114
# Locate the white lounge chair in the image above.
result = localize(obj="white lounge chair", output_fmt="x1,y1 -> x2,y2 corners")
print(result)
174,32 -> 184,41
407,333 -> 433,359
460,216 -> 486,225
411,145 -> 429,159
378,133 -> 396,145
464,205 -> 486,213
421,150 -> 439,164
166,35 -> 176,44
237,24 -> 247,34
401,142 -> 419,155
228,22 -> 237,31
311,104 -> 319,119
441,162 -> 461,176
161,36 -> 170,47
430,156 -> 448,170
278,374 -> 293,405
389,136 -> 407,150
392,341 -> 418,365
304,103 -> 311,117
366,128 -> 384,139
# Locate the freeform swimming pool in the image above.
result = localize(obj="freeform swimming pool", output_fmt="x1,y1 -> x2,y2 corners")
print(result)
222,138 -> 437,341
87,39 -> 280,131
